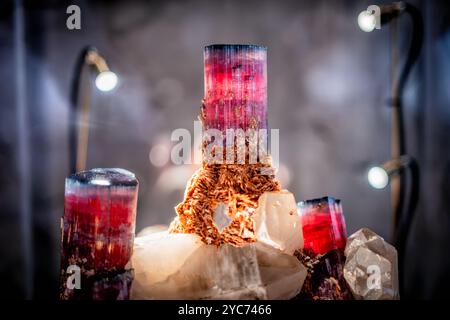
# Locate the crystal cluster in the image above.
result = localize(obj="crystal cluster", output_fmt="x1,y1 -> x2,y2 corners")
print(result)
169,45 -> 280,247
343,228 -> 399,300
135,46 -> 306,299
58,44 -> 402,301
132,190 -> 306,300
131,230 -> 306,300
297,197 -> 352,300
127,44 -> 401,301
59,168 -> 138,300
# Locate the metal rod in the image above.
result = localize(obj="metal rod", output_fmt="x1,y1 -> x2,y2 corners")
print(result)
69,46 -> 96,174
75,71 -> 91,172
390,17 -> 406,241
387,2 -> 423,297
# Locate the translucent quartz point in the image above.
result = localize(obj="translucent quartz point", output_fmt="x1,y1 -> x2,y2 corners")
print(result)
131,231 -> 307,300
343,228 -> 399,300
254,190 -> 303,254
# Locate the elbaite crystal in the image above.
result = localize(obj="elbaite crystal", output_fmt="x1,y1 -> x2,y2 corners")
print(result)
169,44 -> 281,247
59,168 -> 138,300
296,196 -> 352,300
295,249 -> 353,300
298,197 -> 347,256
202,44 -> 267,131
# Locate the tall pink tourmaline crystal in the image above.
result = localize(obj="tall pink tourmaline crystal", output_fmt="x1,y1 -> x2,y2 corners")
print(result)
203,44 -> 267,131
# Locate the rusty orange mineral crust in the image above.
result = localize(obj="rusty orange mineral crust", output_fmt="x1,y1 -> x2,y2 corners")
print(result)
169,162 -> 281,246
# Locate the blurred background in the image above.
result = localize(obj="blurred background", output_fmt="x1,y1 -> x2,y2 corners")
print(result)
0,0 -> 449,299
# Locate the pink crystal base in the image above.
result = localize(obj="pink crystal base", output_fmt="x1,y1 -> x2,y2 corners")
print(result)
62,191 -> 137,271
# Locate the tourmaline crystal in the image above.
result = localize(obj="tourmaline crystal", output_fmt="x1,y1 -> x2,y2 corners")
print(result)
298,197 -> 347,256
169,44 -> 280,246
59,168 -> 138,300
296,196 -> 352,300
295,249 -> 353,300
202,44 -> 267,131
343,228 -> 399,300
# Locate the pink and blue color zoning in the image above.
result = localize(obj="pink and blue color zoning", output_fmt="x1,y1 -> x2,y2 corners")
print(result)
298,197 -> 347,256
203,44 -> 268,131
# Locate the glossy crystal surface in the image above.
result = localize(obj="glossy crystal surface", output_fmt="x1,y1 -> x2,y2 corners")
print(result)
203,44 -> 267,131
61,168 -> 138,271
298,197 -> 347,256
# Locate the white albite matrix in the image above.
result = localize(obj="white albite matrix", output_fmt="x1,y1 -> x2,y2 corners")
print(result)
131,231 -> 306,300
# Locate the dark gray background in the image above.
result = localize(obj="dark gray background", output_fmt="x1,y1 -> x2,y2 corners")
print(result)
0,0 -> 449,299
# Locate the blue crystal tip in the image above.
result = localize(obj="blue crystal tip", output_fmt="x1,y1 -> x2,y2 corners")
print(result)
67,168 -> 138,187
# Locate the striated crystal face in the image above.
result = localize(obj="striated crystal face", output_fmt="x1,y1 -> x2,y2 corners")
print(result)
60,168 -> 138,300
295,249 -> 353,300
343,228 -> 399,300
298,197 -> 347,256
203,44 -> 267,131
61,168 -> 139,272
131,231 -> 307,300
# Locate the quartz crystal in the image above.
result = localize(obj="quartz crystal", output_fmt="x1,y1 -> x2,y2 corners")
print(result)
343,228 -> 399,300
131,231 -> 307,300
59,168 -> 138,300
298,197 -> 347,256
253,190 -> 303,254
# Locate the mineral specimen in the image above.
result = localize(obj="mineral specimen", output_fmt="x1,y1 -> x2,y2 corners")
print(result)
60,270 -> 134,300
152,45 -> 306,300
202,44 -> 268,131
169,162 -> 280,246
298,196 -> 347,256
131,231 -> 307,300
253,190 -> 303,254
295,249 -> 353,300
59,168 -> 138,300
343,228 -> 399,300
296,196 -> 352,300
169,45 -> 281,246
